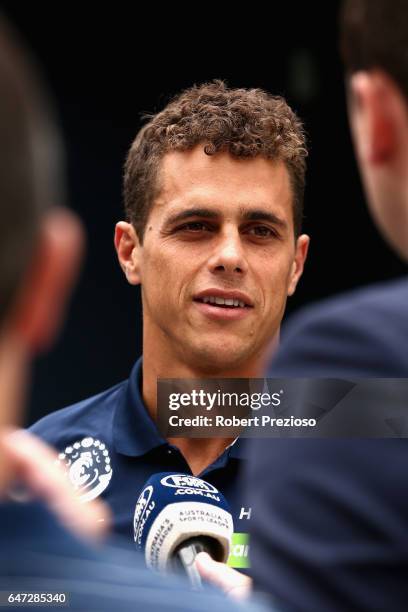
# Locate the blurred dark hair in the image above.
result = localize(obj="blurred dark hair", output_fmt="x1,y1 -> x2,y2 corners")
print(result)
0,15 -> 65,326
340,0 -> 408,99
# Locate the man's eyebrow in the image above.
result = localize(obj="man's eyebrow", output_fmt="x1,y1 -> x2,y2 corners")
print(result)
164,208 -> 219,225
164,207 -> 288,229
241,209 -> 288,229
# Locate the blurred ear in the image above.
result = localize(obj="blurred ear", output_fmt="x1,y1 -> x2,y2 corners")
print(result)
10,207 -> 84,354
114,221 -> 142,285
348,71 -> 399,166
287,234 -> 309,296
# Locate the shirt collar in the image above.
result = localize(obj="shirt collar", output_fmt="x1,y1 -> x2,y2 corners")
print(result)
113,356 -> 247,460
113,357 -> 167,457
227,436 -> 246,459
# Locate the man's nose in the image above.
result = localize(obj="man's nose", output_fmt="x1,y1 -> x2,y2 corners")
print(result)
207,229 -> 248,275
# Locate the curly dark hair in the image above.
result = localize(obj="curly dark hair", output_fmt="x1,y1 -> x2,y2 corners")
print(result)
124,80 -> 307,240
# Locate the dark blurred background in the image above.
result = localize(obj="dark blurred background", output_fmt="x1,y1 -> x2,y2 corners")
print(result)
3,2 -> 405,423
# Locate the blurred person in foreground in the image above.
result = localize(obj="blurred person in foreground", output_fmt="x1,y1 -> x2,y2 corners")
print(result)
0,15 -> 254,611
244,2 -> 408,611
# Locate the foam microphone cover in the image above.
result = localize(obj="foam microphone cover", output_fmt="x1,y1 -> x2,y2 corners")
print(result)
133,472 -> 234,572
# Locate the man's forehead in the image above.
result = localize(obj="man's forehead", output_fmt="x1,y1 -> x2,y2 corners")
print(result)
154,148 -> 293,219
159,146 -> 289,185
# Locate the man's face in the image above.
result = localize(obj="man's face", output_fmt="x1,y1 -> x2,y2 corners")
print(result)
128,146 -> 308,373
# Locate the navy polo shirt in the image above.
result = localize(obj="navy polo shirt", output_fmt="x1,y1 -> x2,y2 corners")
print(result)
30,358 -> 252,569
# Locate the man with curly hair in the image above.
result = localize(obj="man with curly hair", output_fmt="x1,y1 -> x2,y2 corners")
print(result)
31,81 -> 309,568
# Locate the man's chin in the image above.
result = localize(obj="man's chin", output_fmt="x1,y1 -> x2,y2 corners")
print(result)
187,342 -> 256,375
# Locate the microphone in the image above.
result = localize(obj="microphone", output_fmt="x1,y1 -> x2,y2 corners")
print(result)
133,472 -> 234,588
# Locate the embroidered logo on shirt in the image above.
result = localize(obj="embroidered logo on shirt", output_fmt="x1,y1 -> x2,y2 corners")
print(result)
56,437 -> 112,502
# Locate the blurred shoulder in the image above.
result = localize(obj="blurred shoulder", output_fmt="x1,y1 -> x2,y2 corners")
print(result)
271,277 -> 408,376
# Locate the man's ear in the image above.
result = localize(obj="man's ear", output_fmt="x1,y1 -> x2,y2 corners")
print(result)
10,207 -> 84,354
287,234 -> 310,297
114,221 -> 142,286
349,71 -> 398,165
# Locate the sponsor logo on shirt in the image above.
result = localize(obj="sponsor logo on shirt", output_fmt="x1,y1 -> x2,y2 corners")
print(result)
227,532 -> 250,568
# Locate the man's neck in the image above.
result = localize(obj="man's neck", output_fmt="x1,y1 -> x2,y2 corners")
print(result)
141,338 -> 273,475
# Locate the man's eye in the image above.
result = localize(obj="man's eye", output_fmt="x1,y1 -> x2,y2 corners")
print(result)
248,225 -> 276,238
177,222 -> 211,232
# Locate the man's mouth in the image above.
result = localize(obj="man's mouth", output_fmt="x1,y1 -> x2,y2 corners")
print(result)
193,290 -> 254,314
194,296 -> 249,309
